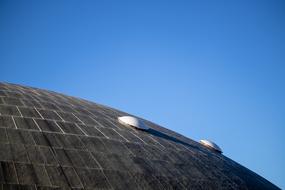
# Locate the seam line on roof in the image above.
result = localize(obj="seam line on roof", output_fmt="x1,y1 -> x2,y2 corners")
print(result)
112,128 -> 129,142
72,113 -> 85,125
130,131 -> 146,144
33,118 -> 42,132
93,126 -> 109,139
75,123 -> 88,136
54,121 -> 65,134
34,107 -> 44,119
53,111 -> 64,122
11,116 -> 18,129
16,106 -> 23,117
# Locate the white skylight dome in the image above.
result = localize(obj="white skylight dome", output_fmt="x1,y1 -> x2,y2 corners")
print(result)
200,139 -> 222,153
118,116 -> 149,130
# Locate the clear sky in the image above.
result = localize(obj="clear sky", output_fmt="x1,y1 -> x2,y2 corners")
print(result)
0,0 -> 284,188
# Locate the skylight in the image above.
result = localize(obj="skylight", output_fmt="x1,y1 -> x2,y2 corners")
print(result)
200,139 -> 222,153
118,116 -> 149,130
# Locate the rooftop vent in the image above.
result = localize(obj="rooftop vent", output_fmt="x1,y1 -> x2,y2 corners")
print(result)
200,139 -> 222,153
118,116 -> 149,130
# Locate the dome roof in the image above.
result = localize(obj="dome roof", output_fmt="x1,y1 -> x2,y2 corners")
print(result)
0,82 -> 279,189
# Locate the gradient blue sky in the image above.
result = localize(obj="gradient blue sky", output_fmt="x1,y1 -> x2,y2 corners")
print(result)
0,0 -> 284,188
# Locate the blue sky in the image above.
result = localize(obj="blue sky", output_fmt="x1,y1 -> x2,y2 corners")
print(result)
0,0 -> 284,188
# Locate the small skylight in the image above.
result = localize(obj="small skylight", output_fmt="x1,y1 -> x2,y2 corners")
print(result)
118,116 -> 149,130
199,139 -> 222,153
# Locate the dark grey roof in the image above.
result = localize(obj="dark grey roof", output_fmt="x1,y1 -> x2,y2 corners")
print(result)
0,82 -> 280,190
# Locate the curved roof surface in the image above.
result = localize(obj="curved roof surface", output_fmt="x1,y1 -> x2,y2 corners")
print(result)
0,82 -> 279,190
